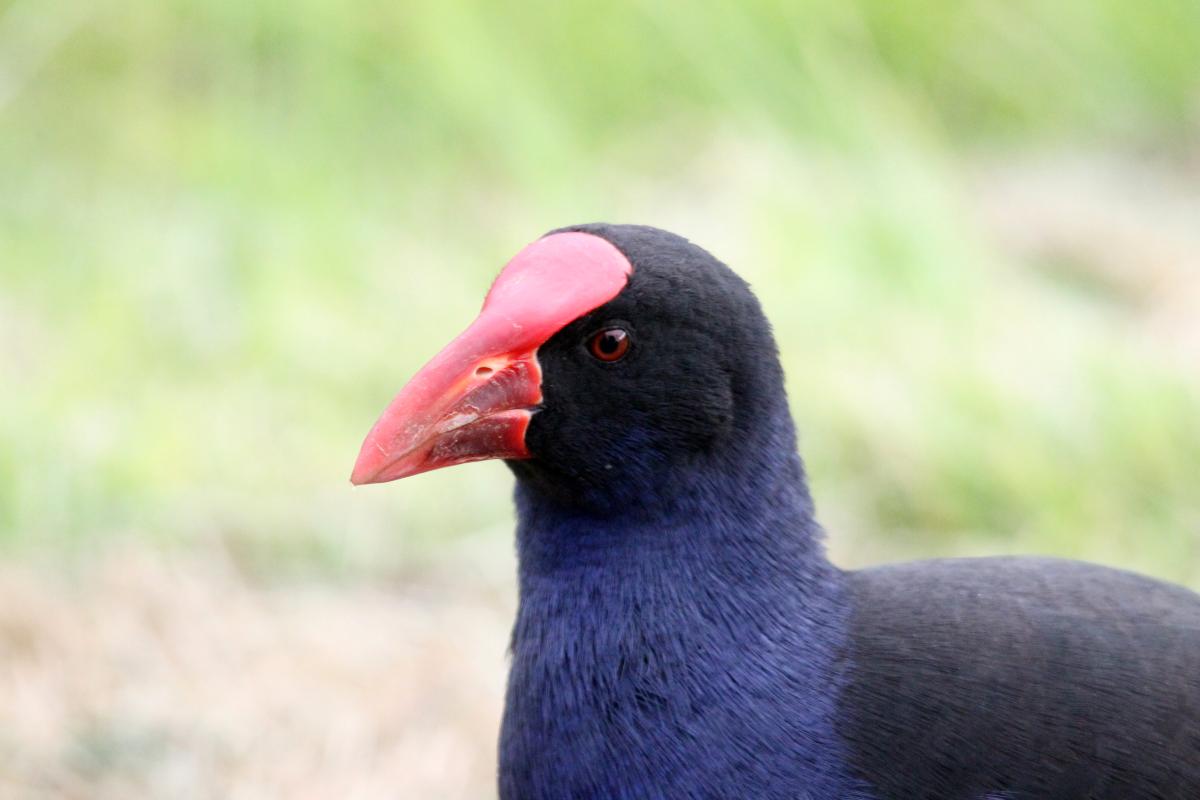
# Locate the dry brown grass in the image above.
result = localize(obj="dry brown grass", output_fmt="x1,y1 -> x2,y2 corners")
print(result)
0,549 -> 514,800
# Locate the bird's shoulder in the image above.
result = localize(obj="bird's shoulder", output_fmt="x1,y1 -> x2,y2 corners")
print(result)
836,556 -> 1200,800
847,555 -> 1200,632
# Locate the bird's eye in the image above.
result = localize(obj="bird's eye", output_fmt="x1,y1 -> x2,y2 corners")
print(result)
587,328 -> 631,362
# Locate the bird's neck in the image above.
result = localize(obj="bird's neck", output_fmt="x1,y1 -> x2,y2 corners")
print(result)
501,411 -> 860,799
513,396 -> 840,589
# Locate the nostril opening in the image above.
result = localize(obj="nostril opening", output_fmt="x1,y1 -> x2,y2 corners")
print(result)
475,366 -> 494,378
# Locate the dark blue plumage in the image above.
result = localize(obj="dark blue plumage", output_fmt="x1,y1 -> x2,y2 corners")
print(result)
502,391 -> 868,799
499,224 -> 1200,799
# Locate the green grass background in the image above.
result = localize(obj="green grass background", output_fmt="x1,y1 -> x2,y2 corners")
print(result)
2,0 -> 1199,583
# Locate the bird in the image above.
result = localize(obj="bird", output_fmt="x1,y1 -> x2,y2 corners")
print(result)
351,224 -> 1200,800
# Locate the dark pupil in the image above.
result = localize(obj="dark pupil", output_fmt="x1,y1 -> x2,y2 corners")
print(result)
599,331 -> 624,354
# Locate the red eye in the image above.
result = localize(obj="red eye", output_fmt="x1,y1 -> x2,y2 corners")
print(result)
587,328 -> 631,362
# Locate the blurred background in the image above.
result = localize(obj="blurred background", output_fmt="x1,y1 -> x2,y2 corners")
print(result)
2,0 -> 1199,797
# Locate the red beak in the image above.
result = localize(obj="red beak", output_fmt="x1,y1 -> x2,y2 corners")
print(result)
349,325 -> 544,484
351,231 -> 633,485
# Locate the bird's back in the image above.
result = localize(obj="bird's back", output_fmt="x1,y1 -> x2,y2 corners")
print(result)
838,557 -> 1200,800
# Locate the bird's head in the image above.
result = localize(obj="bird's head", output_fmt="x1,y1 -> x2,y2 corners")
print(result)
351,224 -> 790,512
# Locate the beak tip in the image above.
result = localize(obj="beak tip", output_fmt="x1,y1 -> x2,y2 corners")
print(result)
351,444 -> 421,486
350,443 -> 387,486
